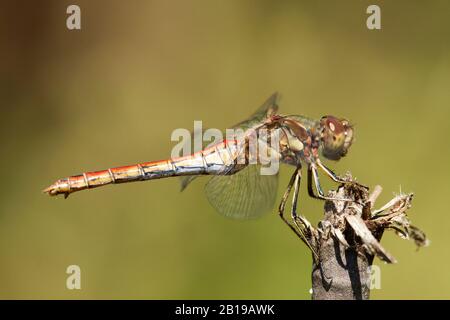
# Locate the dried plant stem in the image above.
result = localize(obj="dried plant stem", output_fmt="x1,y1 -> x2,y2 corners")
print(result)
308,179 -> 427,300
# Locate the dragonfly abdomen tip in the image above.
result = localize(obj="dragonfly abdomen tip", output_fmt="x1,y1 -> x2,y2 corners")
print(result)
43,180 -> 69,198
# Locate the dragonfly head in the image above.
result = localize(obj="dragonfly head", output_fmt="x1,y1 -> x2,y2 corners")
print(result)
319,116 -> 353,161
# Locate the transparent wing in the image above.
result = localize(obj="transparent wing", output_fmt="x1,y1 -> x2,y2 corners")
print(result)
180,175 -> 198,191
180,93 -> 280,191
204,164 -> 279,220
232,92 -> 280,130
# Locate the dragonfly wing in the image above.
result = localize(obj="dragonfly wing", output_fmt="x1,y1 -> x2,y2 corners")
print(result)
180,175 -> 198,191
204,164 -> 279,219
180,93 -> 279,191
232,92 -> 280,130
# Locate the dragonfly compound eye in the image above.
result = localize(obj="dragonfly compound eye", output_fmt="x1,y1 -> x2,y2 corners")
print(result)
320,116 -> 354,161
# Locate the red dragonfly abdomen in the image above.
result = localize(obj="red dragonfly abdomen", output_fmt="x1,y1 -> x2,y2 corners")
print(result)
43,140 -> 241,198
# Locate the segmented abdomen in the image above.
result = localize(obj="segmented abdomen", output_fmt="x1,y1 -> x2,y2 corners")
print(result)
43,140 -> 241,197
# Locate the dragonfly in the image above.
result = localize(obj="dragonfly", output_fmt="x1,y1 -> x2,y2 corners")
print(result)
44,93 -> 357,258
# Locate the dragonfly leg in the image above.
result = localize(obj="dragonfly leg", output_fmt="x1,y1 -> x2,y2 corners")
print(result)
278,169 -> 305,240
307,165 -> 322,200
308,164 -> 353,202
291,170 -> 319,260
278,168 -> 298,218
278,168 -> 317,259
317,160 -> 369,189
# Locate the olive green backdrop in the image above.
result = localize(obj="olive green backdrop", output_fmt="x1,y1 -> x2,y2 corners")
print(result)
0,0 -> 449,299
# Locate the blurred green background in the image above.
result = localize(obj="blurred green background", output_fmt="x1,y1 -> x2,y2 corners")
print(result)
1,0 -> 449,299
